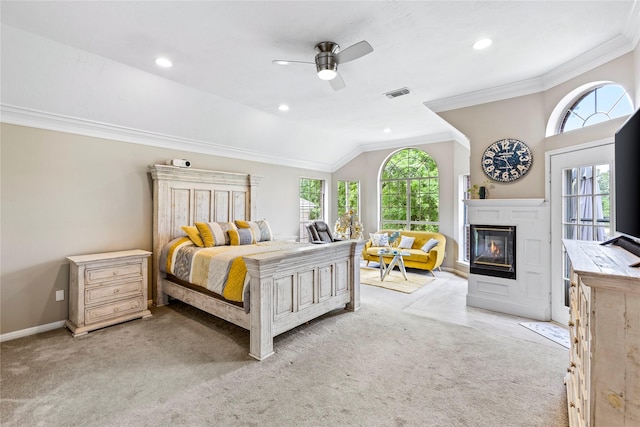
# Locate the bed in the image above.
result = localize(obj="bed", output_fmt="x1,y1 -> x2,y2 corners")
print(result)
149,164 -> 362,360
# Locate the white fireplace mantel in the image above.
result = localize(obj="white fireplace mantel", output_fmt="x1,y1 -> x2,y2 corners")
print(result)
466,198 -> 551,320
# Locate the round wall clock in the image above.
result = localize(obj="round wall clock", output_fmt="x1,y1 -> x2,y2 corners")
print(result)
481,138 -> 533,182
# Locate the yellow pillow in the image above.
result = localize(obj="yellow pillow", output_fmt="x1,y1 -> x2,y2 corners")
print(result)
235,220 -> 263,241
228,228 -> 255,245
181,225 -> 204,247
195,222 -> 226,247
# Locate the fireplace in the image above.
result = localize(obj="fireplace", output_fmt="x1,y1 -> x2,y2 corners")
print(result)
470,225 -> 516,279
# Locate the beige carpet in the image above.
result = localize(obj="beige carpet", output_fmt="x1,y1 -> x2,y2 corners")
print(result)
360,266 -> 434,293
1,271 -> 569,426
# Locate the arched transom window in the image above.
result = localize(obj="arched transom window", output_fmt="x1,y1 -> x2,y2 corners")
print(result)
559,84 -> 633,133
380,148 -> 439,231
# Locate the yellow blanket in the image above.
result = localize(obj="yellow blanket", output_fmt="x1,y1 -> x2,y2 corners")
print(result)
162,238 -> 299,302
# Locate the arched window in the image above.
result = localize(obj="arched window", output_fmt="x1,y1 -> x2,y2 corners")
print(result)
380,148 -> 439,231
559,84 -> 633,133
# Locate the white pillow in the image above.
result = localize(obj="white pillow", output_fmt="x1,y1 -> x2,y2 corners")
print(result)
398,235 -> 415,249
369,233 -> 389,247
421,238 -> 440,253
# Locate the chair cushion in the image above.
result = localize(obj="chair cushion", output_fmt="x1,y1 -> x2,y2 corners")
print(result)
314,221 -> 329,232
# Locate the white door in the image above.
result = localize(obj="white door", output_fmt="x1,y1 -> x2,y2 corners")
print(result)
550,143 -> 614,325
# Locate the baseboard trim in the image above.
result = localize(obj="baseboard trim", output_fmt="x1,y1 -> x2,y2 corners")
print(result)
0,320 -> 66,343
466,294 -> 550,321
443,266 -> 468,279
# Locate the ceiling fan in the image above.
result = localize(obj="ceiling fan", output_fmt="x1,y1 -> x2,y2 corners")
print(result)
272,40 -> 373,91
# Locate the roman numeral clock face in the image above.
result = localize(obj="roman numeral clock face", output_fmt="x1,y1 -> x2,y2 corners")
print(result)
481,139 -> 533,183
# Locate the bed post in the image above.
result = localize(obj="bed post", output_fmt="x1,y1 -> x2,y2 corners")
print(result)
245,259 -> 275,361
347,240 -> 364,311
149,166 -> 170,306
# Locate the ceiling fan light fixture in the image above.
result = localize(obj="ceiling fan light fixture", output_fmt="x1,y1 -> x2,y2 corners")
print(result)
318,68 -> 337,80
315,48 -> 339,81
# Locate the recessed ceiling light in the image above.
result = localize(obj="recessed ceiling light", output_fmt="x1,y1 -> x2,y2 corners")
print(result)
473,38 -> 492,50
278,104 -> 290,112
383,128 -> 391,133
155,57 -> 173,68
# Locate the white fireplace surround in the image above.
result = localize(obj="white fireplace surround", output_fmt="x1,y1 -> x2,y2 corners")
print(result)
463,199 -> 550,320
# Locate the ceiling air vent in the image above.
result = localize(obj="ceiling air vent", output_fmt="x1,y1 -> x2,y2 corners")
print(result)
384,87 -> 411,99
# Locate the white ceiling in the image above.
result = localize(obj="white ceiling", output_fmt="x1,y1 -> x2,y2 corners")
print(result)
1,1 -> 638,170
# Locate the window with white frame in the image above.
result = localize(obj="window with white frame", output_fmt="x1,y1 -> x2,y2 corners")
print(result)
559,84 -> 633,133
299,178 -> 325,242
380,148 -> 439,231
461,174 -> 471,262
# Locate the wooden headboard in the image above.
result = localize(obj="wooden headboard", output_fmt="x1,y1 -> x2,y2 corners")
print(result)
148,164 -> 262,300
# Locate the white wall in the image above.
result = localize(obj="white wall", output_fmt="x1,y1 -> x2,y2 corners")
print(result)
0,123 -> 330,334
333,139 -> 470,270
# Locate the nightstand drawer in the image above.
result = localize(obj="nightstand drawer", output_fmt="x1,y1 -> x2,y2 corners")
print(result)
85,262 -> 143,284
67,249 -> 151,336
85,296 -> 144,325
85,280 -> 143,306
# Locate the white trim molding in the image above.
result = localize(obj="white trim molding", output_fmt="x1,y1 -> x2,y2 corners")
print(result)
1,104 -> 335,173
424,33 -> 636,113
0,320 -> 66,343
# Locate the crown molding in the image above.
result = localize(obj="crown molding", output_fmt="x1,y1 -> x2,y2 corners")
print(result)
423,77 -> 544,113
330,131 -> 469,172
424,32 -> 637,113
623,0 -> 640,48
542,34 -> 635,91
0,104 -> 333,172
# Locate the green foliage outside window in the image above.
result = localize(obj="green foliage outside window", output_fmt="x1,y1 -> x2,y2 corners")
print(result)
380,148 -> 439,232
337,180 -> 359,214
300,178 -> 324,221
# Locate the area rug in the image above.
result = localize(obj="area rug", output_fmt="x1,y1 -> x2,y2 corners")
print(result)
519,322 -> 570,348
360,267 -> 434,293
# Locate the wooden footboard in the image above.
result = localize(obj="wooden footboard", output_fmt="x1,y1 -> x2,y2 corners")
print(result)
244,240 -> 362,360
157,240 -> 362,360
149,164 -> 362,360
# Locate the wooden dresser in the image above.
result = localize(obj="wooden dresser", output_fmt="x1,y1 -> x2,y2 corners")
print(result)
563,240 -> 640,427
66,250 -> 152,336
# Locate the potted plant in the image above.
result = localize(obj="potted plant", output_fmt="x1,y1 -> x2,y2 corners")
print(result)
467,180 -> 491,199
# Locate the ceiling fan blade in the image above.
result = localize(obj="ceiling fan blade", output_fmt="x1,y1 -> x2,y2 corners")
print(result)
329,73 -> 346,91
272,59 -> 315,65
335,40 -> 373,64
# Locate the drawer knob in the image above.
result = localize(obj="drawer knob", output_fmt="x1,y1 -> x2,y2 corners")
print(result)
113,289 -> 119,294
114,307 -> 120,313
113,270 -> 118,275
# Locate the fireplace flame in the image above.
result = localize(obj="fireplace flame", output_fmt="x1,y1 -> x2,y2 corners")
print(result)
489,240 -> 501,256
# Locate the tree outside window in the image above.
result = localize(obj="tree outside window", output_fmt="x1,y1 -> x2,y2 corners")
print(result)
337,180 -> 359,215
380,148 -> 439,231
299,178 -> 325,242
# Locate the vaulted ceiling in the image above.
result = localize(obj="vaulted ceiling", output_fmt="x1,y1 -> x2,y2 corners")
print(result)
1,1 -> 638,171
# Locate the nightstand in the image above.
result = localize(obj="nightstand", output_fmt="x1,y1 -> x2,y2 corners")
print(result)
66,249 -> 152,337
